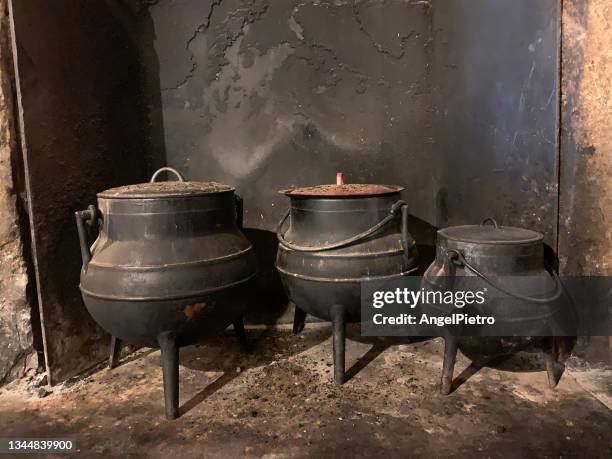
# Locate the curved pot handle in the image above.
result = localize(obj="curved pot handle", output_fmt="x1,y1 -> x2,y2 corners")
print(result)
277,200 -> 407,252
235,194 -> 244,229
75,205 -> 99,268
150,167 -> 184,183
480,217 -> 499,229
443,248 -> 458,291
445,248 -> 563,304
400,203 -> 417,263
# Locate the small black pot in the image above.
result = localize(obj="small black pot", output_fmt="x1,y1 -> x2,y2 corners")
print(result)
422,218 -> 567,394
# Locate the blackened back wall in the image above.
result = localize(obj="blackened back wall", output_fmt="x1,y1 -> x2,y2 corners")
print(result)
128,0 -> 559,323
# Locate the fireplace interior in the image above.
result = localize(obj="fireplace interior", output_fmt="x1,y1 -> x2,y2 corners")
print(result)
0,0 -> 610,456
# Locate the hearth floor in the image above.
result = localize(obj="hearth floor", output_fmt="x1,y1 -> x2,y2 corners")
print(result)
0,327 -> 610,458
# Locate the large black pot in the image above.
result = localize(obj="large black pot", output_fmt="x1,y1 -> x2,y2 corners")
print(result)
276,174 -> 419,384
422,218 -> 565,394
76,167 -> 256,419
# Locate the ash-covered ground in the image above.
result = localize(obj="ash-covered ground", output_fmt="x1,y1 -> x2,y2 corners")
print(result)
0,327 -> 610,458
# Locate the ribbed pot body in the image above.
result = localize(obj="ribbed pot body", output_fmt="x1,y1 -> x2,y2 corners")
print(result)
423,226 -> 560,352
276,193 -> 419,322
80,191 -> 256,347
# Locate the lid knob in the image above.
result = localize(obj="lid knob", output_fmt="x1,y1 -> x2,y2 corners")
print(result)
336,172 -> 344,185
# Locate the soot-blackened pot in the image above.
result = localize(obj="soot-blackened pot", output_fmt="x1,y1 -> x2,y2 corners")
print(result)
422,218 -> 564,394
75,167 -> 256,419
276,173 -> 419,384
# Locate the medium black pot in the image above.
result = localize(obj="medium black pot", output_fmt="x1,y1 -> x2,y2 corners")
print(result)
276,174 -> 419,384
76,167 -> 256,419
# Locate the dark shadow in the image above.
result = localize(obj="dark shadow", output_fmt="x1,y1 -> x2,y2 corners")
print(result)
345,327 -> 435,381
172,326 -> 329,417
344,344 -> 389,382
179,372 -> 235,416
176,326 -> 433,413
543,242 -> 560,272
347,330 -> 433,348
448,354 -> 512,393
109,346 -> 155,369
242,228 -> 290,325
446,337 -> 577,393
61,346 -> 156,388
107,0 -> 169,172
450,361 -> 483,392
134,4 -> 168,172
407,214 -> 438,274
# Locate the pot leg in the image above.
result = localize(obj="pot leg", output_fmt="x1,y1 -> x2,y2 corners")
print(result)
293,306 -> 307,335
108,336 -> 122,369
158,331 -> 179,420
233,318 -> 248,353
331,304 -> 346,386
441,336 -> 459,395
544,337 -> 564,388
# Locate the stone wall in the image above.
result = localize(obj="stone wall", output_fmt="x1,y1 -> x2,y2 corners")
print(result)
0,0 -> 36,385
9,0 -> 149,384
559,0 -> 612,275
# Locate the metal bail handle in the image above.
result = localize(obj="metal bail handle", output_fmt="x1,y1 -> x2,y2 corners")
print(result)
150,167 -> 185,183
75,205 -> 100,268
276,200 -> 411,252
444,249 -> 563,304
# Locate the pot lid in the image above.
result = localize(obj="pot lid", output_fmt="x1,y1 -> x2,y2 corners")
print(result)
98,167 -> 234,199
438,218 -> 543,245
281,172 -> 403,197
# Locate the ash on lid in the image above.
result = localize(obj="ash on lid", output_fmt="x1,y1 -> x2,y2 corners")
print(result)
99,181 -> 233,198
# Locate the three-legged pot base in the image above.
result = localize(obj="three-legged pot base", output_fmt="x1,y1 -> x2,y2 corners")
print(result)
108,318 -> 249,420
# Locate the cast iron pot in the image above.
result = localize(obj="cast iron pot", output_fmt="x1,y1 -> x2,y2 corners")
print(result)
422,218 -> 565,394
75,167 -> 256,419
276,173 -> 419,384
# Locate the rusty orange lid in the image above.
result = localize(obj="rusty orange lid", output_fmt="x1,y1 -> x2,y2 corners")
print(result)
281,173 -> 404,197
